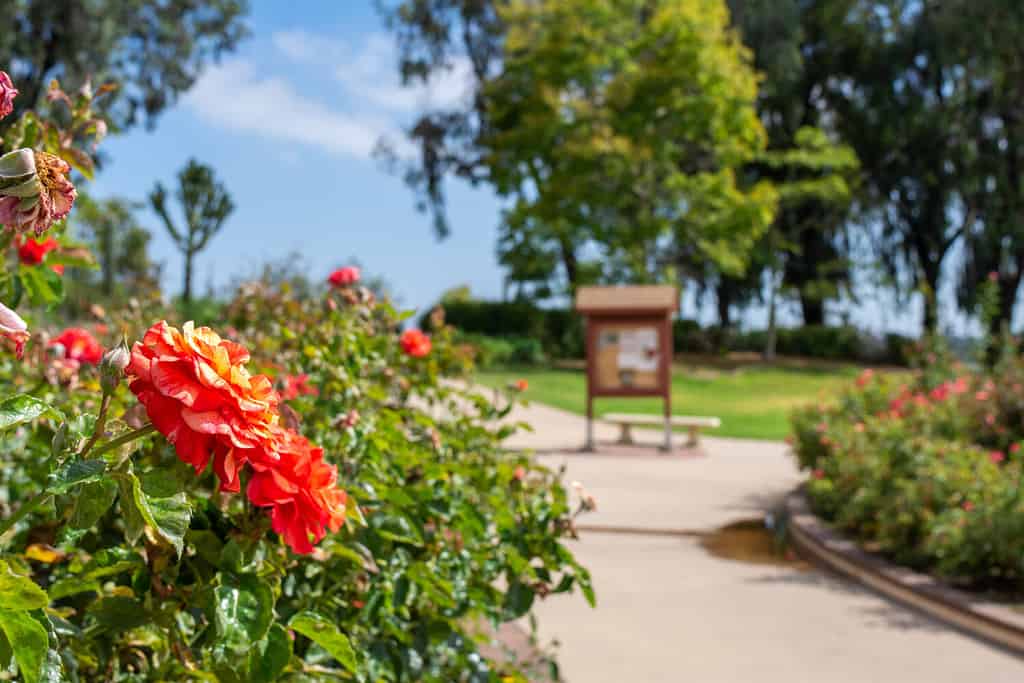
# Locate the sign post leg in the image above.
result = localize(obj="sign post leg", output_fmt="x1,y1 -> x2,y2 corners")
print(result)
661,395 -> 672,453
584,393 -> 595,452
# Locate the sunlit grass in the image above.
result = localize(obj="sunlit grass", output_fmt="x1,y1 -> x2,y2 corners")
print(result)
477,361 -> 906,441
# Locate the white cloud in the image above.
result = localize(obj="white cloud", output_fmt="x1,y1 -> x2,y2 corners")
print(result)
184,30 -> 469,163
271,29 -> 348,64
272,29 -> 474,113
185,60 -> 412,160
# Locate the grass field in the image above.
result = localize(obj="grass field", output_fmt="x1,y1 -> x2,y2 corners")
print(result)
477,359 -> 889,441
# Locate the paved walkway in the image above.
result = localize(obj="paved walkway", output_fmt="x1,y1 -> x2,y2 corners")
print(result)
502,400 -> 1024,682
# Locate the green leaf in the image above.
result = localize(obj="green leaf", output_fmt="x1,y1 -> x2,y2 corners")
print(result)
120,472 -> 190,555
186,529 -> 224,566
48,459 -> 106,495
87,596 -> 149,631
0,610 -> 47,683
69,479 -> 118,530
502,580 -> 535,620
289,611 -> 356,672
213,573 -> 273,653
47,577 -> 99,601
0,395 -> 62,432
0,560 -> 48,610
249,623 -> 292,683
0,626 -> 11,669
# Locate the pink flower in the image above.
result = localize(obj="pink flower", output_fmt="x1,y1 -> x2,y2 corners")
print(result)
989,271 -> 1000,283
513,465 -> 526,481
0,149 -> 77,235
328,266 -> 360,288
1011,443 -> 1021,454
962,500 -> 974,512
985,413 -> 996,426
975,390 -> 990,402
990,451 -> 1005,464
0,71 -> 17,120
281,374 -> 318,401
855,369 -> 874,388
0,301 -> 28,359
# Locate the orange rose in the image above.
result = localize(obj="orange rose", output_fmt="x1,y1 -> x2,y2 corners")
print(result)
126,321 -> 279,492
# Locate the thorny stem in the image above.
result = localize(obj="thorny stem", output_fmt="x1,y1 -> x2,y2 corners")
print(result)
78,393 -> 112,457
89,423 -> 156,459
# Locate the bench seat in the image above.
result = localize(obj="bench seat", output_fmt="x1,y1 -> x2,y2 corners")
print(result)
602,413 -> 721,447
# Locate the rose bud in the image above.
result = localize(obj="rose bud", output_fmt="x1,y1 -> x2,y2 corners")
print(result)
99,340 -> 130,394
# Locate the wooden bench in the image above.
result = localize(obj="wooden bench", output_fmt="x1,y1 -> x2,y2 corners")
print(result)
602,413 -> 721,447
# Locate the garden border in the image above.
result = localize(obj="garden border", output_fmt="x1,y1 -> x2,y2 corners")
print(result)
785,488 -> 1024,656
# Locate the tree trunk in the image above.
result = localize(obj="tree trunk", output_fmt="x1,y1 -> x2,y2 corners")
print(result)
183,250 -> 194,304
558,235 -> 578,292
799,294 -> 825,326
920,261 -> 942,335
764,269 -> 779,361
716,285 -> 732,329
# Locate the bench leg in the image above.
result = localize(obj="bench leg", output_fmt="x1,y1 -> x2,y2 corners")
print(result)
617,423 -> 634,445
686,426 -> 699,448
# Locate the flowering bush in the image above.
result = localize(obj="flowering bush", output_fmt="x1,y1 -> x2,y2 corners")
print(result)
0,70 -> 592,681
791,341 -> 1024,589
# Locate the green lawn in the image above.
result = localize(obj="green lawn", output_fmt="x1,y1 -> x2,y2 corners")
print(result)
478,361 -> 887,441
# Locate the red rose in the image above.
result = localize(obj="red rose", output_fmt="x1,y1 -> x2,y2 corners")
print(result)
18,237 -> 58,265
247,426 -> 347,554
327,266 -> 360,288
400,329 -> 431,357
50,327 -> 103,364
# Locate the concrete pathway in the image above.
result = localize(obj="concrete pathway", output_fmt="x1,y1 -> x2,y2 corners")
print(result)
502,400 -> 1024,682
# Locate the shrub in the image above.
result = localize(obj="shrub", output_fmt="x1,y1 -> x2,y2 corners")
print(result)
0,75 -> 593,680
790,352 -> 1024,590
425,301 -> 583,360
456,332 -> 546,368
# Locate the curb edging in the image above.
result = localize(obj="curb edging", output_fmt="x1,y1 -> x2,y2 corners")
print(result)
785,489 -> 1024,656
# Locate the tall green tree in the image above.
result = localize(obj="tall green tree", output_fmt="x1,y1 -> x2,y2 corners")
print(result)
0,0 -> 248,132
825,0 -> 969,334
945,0 -> 1024,335
149,159 -> 234,304
74,195 -> 156,297
727,0 -> 860,327
383,0 -> 777,295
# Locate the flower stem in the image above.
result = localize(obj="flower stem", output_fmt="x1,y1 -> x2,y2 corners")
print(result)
78,393 -> 112,457
89,423 -> 157,459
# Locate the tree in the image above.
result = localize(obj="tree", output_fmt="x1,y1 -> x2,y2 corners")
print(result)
382,0 -> 777,296
727,0 -> 860,327
945,0 -> 1024,336
825,0 -> 969,334
0,0 -> 248,132
74,195 -> 155,297
149,159 -> 233,303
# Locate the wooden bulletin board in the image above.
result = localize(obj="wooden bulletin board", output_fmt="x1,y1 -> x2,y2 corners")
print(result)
575,286 -> 678,450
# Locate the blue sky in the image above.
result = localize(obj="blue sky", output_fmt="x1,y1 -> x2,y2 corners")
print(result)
84,1 -> 978,338
88,2 -> 504,314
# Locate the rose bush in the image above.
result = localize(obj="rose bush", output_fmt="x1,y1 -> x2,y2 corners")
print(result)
0,71 -> 593,681
791,339 -> 1024,589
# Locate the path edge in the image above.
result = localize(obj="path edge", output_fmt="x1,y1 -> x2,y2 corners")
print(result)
785,488 -> 1024,656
